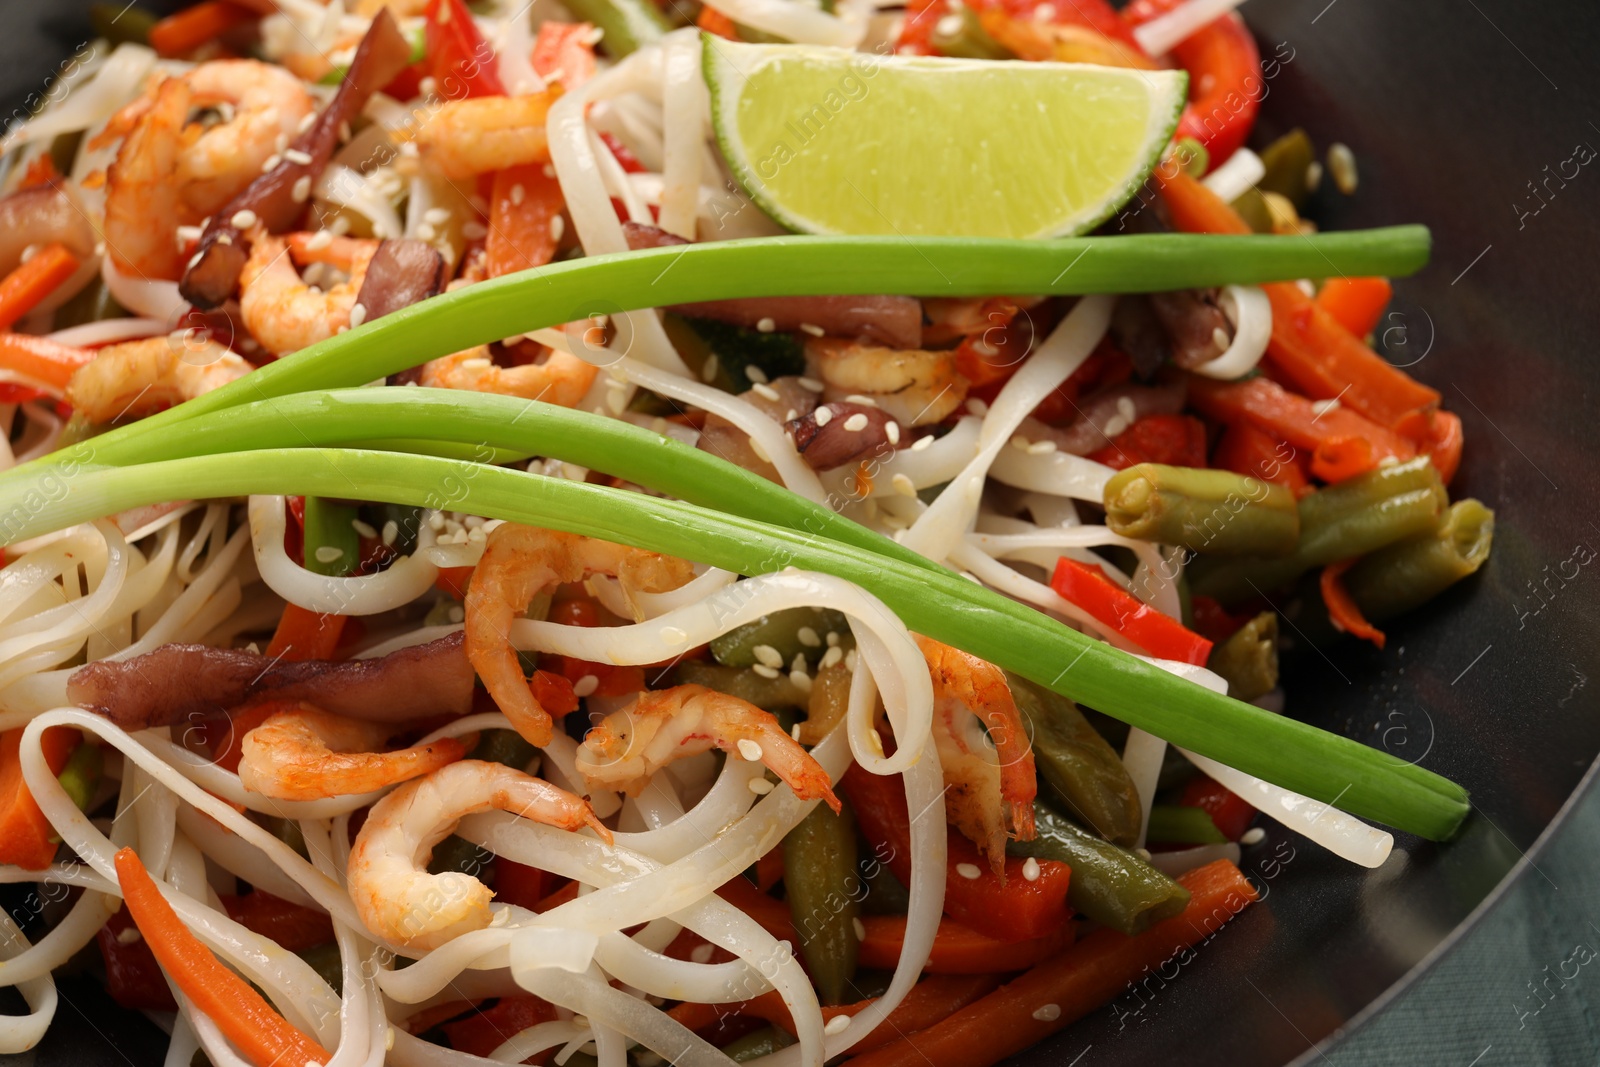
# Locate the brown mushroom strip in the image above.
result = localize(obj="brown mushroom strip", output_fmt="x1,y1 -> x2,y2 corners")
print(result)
1148,288 -> 1233,370
353,238 -> 448,322
787,401 -> 897,472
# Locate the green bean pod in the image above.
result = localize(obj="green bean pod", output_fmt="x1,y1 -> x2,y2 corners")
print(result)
782,800 -> 861,1006
674,661 -> 809,711
722,1027 -> 796,1061
1007,801 -> 1190,936
1207,612 -> 1279,702
1104,463 -> 1300,556
1146,804 -> 1227,845
557,0 -> 669,56
1008,673 -> 1142,846
710,606 -> 852,669
1191,457 -> 1448,605
469,729 -> 538,771
301,496 -> 361,577
1344,499 -> 1494,622
57,742 -> 102,812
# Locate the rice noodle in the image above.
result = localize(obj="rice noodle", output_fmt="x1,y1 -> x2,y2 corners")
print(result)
2,43 -> 157,152
46,317 -> 168,347
0,906 -> 58,1053
1131,0 -> 1247,56
658,32 -> 707,240
101,256 -> 190,322
1201,147 -> 1266,203
249,495 -> 441,615
1191,285 -> 1272,379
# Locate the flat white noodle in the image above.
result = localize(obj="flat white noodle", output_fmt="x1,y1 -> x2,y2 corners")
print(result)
0,907 -> 57,1053
101,256 -> 189,322
658,31 -> 707,240
2,43 -> 156,151
249,495 -> 441,615
1190,285 -> 1272,380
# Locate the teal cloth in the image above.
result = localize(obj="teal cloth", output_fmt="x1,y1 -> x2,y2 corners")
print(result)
1327,783 -> 1600,1065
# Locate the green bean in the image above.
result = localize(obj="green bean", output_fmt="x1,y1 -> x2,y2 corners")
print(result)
859,851 -> 910,915
301,496 -> 361,577
665,315 -> 806,394
557,0 -> 669,56
782,800 -> 860,1005
469,729 -> 538,770
1104,463 -> 1299,556
1345,499 -> 1494,622
1207,612 -> 1278,703
930,6 -> 1012,59
1258,128 -> 1317,208
1146,804 -> 1227,845
1007,673 -> 1141,846
51,277 -> 125,331
296,942 -> 343,996
90,2 -> 158,45
261,816 -> 308,859
1172,137 -> 1210,181
427,835 -> 492,877
711,606 -> 852,669
57,742 -> 102,812
673,661 -> 808,711
1190,457 -> 1448,605
1007,801 -> 1189,936
1230,188 -> 1275,234
722,1027 -> 796,1061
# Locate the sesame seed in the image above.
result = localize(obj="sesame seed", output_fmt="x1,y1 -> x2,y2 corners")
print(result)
935,12 -> 963,36
790,670 -> 812,693
573,675 -> 600,697
852,918 -> 866,941
231,209 -> 257,229
417,222 -> 437,241
1306,160 -> 1324,192
813,406 -> 832,427
1027,440 -> 1057,455
784,408 -> 799,422
550,216 -> 565,241
967,398 -> 989,416
798,626 -> 821,648
819,646 -> 844,670
284,148 -> 313,165
381,520 -> 399,545
297,111 -> 316,134
799,322 -> 825,336
797,377 -> 824,393
751,664 -> 780,679
910,435 -> 934,452
1211,326 -> 1231,350
349,303 -> 367,327
826,631 -> 840,647
701,354 -> 720,382
844,649 -> 858,672
543,163 -> 557,178
690,943 -> 714,964
755,317 -> 776,333
292,175 -> 312,202
752,644 -> 784,669
427,511 -> 446,530
1032,1003 -> 1061,1022
1102,415 -> 1129,438
824,1015 -> 851,1036
261,153 -> 281,172
1022,857 -> 1041,882
744,364 -> 770,384
1240,827 -> 1266,845
424,207 -> 451,225
748,778 -> 775,795
885,421 -> 901,445
659,625 -> 687,644
217,232 -> 233,245
116,926 -> 142,944
186,251 -> 204,270
510,183 -> 526,206
791,723 -> 804,741
737,739 -> 764,761
752,382 -> 780,401
448,605 -> 465,623
891,473 -> 916,497
351,519 -> 377,538
314,546 -> 344,563
1116,396 -> 1137,423
462,220 -> 488,239
275,132 -> 288,153
843,413 -> 869,432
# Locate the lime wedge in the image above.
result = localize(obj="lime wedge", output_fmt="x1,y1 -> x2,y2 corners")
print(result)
704,35 -> 1186,238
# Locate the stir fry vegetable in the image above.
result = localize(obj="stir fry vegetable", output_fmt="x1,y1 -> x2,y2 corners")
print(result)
1103,462 -> 1300,556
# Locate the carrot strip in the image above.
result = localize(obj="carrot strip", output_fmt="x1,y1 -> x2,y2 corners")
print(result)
113,847 -> 332,1067
1211,422 -> 1312,498
0,726 -> 80,869
696,6 -> 740,38
1394,406 -> 1463,484
485,164 -> 565,277
1320,559 -> 1386,648
857,914 -> 1075,974
148,0 -> 254,57
1314,276 -> 1392,339
0,331 -> 96,390
845,861 -> 1257,1067
264,602 -> 347,662
1187,375 -> 1416,482
1161,172 -> 1440,427
0,245 -> 80,331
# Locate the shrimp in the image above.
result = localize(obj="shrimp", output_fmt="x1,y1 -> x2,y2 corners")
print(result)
413,94 -> 554,179
237,703 -> 472,801
807,337 -> 968,427
577,684 -> 842,812
347,760 -> 610,949
101,61 -> 314,279
916,635 -> 1036,874
420,343 -> 598,408
64,336 -> 251,424
466,525 -> 694,746
240,231 -> 380,355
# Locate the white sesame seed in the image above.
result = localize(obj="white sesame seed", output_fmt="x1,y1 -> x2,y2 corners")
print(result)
1027,440 -> 1058,455
824,1015 -> 851,1036
1327,142 -> 1359,194
275,132 -> 288,153
813,406 -> 832,427
797,377 -> 824,393
550,215 -> 565,241
1240,827 -> 1266,845
911,435 -> 935,452
572,675 -> 599,697
752,644 -> 784,669
885,421 -> 901,445
381,520 -> 399,546
348,303 -> 367,328
844,649 -> 858,672
217,232 -> 233,245
748,778 -> 775,795
291,174 -> 312,203
1102,415 -> 1130,438
351,519 -> 377,539
852,917 -> 867,941
231,209 -> 257,229
752,382 -> 780,401
784,408 -> 799,422
462,220 -> 488,239
305,229 -> 333,251
186,251 -> 204,270
1311,398 -> 1340,416
1022,857 -> 1041,882
826,631 -> 840,647
956,862 -> 982,880
427,511 -> 445,531
755,317 -> 776,333
891,473 -> 916,497
935,12 -> 963,36
751,664 -> 780,679
737,739 -> 764,761
417,222 -> 437,241
967,398 -> 989,416
261,153 -> 281,172
116,926 -> 142,945
843,413 -> 869,432
744,364 -> 770,385
424,207 -> 451,226
284,148 -> 313,166
1211,326 -> 1231,350
790,670 -> 812,693
297,110 -> 316,134
543,163 -> 557,178
448,604 -> 465,623
314,546 -> 344,564
701,354 -> 720,382
1032,1003 -> 1061,1022
819,646 -> 843,670
510,183 -> 526,206
690,943 -> 714,964
799,322 -> 825,337
797,626 -> 821,648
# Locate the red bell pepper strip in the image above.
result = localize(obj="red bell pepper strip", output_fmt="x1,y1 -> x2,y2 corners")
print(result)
484,164 -> 565,277
1188,595 -> 1252,644
0,726 -> 80,870
1315,276 -> 1393,339
1123,0 -> 1261,168
441,995 -> 558,1058
543,594 -> 648,697
1086,413 -> 1207,470
1187,374 -> 1416,483
424,0 -> 505,98
840,765 -> 1072,943
1050,557 -> 1213,665
97,907 -> 181,1011
493,857 -> 548,910
530,21 -> 598,88
1177,773 -> 1257,840
221,891 -> 336,952
1023,339 -> 1133,424
1211,422 -> 1312,498
1320,559 -> 1386,649
264,603 -> 347,663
